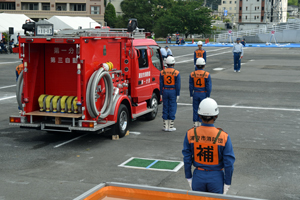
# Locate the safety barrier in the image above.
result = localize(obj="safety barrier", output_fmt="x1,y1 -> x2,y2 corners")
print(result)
38,94 -> 79,114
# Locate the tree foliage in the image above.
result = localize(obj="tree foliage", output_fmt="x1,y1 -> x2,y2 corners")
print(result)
288,0 -> 298,6
104,3 -> 117,27
118,0 -> 211,37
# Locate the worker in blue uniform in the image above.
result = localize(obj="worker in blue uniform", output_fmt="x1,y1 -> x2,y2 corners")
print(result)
232,38 -> 244,72
160,56 -> 181,132
189,58 -> 211,127
194,41 -> 206,69
182,98 -> 235,194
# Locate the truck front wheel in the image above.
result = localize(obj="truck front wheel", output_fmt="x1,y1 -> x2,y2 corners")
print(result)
114,104 -> 129,138
145,93 -> 158,120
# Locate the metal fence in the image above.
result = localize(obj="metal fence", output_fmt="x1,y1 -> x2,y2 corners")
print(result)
216,21 -> 300,43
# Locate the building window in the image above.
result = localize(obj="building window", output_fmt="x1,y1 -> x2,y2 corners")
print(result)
22,3 -> 38,10
235,1 -> 237,3
0,2 -> 15,10
245,16 -> 248,20
42,3 -> 50,10
254,16 -> 256,20
240,7 -> 242,10
91,6 -> 100,14
246,7 -> 248,10
262,7 -> 264,10
223,1 -> 226,4
257,0 -> 259,1
261,16 -> 264,20
230,1 -> 232,3
56,3 -> 66,11
230,7 -> 232,10
70,3 -> 86,11
234,7 -> 236,10
239,16 -> 241,19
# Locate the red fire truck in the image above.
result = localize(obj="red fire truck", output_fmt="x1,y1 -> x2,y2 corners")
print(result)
9,19 -> 163,138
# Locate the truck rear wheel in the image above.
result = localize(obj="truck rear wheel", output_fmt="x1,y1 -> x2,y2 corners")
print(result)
113,104 -> 129,138
145,93 -> 158,120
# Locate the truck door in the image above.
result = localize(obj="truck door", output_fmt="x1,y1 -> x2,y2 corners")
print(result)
148,46 -> 163,88
133,46 -> 152,102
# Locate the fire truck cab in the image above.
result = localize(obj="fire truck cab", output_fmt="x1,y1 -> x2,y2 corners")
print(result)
9,20 -> 164,138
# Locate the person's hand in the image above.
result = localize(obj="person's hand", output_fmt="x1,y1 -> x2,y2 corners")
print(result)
190,97 -> 193,104
187,178 -> 192,189
240,56 -> 243,59
223,184 -> 230,194
160,95 -> 163,101
176,96 -> 179,102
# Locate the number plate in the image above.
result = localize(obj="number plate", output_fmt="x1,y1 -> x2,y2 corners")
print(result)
36,25 -> 53,36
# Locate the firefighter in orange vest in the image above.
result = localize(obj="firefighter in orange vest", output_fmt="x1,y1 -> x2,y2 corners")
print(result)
160,56 -> 181,131
190,58 -> 211,127
16,60 -> 24,81
182,98 -> 235,194
194,41 -> 206,69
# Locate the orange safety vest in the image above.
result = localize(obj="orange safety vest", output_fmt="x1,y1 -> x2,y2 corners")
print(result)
195,49 -> 205,59
187,126 -> 228,165
190,70 -> 209,88
161,68 -> 179,86
16,64 -> 24,75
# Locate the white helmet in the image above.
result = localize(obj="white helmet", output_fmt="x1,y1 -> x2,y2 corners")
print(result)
196,58 -> 206,65
198,98 -> 219,116
197,41 -> 203,46
166,56 -> 175,65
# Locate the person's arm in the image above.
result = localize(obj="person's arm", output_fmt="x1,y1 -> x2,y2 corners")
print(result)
205,74 -> 212,97
182,133 -> 193,179
189,75 -> 193,97
160,74 -> 164,95
223,135 -> 235,185
194,51 -> 197,65
240,45 -> 244,57
232,44 -> 235,56
175,72 -> 181,96
203,50 -> 207,62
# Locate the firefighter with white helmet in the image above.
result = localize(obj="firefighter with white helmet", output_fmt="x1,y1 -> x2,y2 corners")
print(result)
182,98 -> 235,194
160,56 -> 181,131
189,58 -> 211,127
194,41 -> 206,68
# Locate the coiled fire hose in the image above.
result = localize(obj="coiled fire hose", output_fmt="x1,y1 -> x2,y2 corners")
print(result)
86,63 -> 114,119
16,71 -> 23,110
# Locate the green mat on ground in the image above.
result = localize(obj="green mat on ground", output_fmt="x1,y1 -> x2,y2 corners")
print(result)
125,158 -> 155,167
150,161 -> 180,170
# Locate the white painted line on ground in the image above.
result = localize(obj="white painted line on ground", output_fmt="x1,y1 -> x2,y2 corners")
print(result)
130,131 -> 141,135
174,47 -> 231,58
176,50 -> 233,64
177,103 -> 300,112
0,85 -> 16,89
53,133 -> 89,148
0,61 -> 21,65
213,68 -> 224,71
0,95 -> 16,101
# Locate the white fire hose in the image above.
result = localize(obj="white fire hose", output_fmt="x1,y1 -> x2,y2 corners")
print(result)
86,64 -> 114,119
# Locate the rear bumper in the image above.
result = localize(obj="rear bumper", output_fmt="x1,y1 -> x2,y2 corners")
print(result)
9,121 -> 116,132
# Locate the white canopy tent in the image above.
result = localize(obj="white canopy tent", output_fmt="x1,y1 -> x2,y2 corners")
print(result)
0,13 -> 33,43
48,16 -> 101,31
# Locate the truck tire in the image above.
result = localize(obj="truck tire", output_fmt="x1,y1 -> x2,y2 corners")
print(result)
145,93 -> 158,120
114,104 -> 129,138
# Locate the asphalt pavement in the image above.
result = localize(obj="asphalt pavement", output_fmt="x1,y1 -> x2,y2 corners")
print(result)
0,45 -> 300,200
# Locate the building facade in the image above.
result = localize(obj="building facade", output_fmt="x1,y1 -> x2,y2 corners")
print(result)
218,0 -> 238,22
238,0 -> 288,24
0,0 -> 104,24
107,0 -> 122,15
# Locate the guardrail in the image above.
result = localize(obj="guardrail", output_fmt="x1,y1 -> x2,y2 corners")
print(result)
216,21 -> 300,42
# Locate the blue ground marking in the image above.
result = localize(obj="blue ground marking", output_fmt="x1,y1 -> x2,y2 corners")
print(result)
146,160 -> 159,169
156,41 -> 300,48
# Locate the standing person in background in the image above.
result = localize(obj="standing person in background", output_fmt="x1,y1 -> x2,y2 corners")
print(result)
168,35 -> 171,44
180,37 -> 185,45
17,33 -> 20,44
160,56 -> 181,132
194,41 -> 206,68
241,38 -> 246,47
189,58 -> 211,127
232,38 -> 244,72
182,98 -> 235,194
